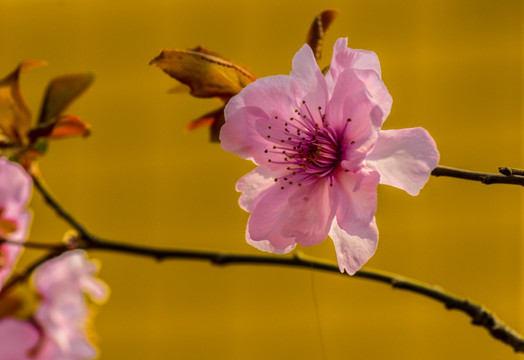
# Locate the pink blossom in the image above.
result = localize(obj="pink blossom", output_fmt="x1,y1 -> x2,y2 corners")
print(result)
220,38 -> 439,274
0,157 -> 32,289
0,250 -> 108,360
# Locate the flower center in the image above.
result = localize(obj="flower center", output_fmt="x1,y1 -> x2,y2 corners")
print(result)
263,101 -> 346,189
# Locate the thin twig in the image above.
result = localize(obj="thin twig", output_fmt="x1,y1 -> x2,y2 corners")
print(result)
31,175 -> 91,236
498,167 -> 524,177
432,166 -> 524,186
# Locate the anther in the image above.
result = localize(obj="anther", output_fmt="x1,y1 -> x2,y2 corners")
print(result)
347,118 -> 352,122
267,135 -> 271,138
264,150 -> 268,153
302,100 -> 306,104
351,141 -> 355,144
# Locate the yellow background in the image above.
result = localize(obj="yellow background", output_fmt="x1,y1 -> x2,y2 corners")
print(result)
1,0 -> 522,359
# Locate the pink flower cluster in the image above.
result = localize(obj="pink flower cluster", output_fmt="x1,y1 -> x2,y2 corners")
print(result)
0,157 -> 32,290
220,38 -> 439,274
0,250 -> 108,360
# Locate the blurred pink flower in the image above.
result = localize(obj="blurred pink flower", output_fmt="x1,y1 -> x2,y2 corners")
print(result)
0,157 -> 32,290
220,38 -> 439,274
0,250 -> 108,360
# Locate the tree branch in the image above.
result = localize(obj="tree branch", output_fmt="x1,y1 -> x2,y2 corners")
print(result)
28,171 -> 524,353
432,166 -> 524,186
83,239 -> 523,352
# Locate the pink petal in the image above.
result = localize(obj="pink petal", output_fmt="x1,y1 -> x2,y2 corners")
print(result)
366,128 -> 439,195
0,158 -> 32,217
236,167 -> 279,212
0,211 -> 31,289
247,183 -> 297,250
328,38 -> 382,82
332,168 -> 380,232
326,38 -> 392,126
290,44 -> 329,118
282,179 -> 337,246
0,318 -> 39,360
220,75 -> 296,162
0,159 -> 32,290
246,228 -> 296,254
325,69 -> 382,169
247,178 -> 336,251
329,217 -> 379,275
353,69 -> 392,127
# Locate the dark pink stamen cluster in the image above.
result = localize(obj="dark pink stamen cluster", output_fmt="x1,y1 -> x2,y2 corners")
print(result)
263,100 -> 352,189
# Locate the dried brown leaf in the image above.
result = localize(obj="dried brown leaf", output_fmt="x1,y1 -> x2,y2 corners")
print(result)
186,107 -> 225,142
306,9 -> 340,61
29,114 -> 91,140
0,60 -> 46,144
38,72 -> 94,125
150,46 -> 255,98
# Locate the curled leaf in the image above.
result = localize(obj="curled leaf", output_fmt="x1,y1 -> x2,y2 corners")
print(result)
28,114 -> 91,140
48,114 -> 91,139
187,107 -> 225,142
38,72 -> 94,125
0,61 -> 46,145
150,46 -> 255,98
306,9 -> 340,61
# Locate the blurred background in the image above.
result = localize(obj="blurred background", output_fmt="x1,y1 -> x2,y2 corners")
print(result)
0,0 -> 521,359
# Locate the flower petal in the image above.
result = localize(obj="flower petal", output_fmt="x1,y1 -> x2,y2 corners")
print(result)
282,179 -> 336,246
329,217 -> 379,275
366,128 -> 439,195
247,178 -> 335,251
246,227 -> 296,254
0,318 -> 39,360
236,166 -> 279,212
327,38 -> 382,83
220,75 -> 296,163
0,158 -> 32,217
325,69 -> 382,168
332,168 -> 380,231
0,211 -> 31,289
246,183 -> 296,250
290,44 -> 329,116
327,38 -> 392,126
